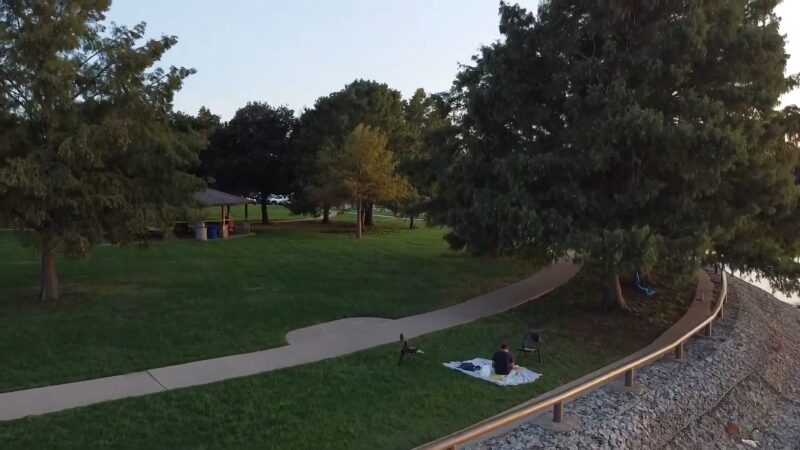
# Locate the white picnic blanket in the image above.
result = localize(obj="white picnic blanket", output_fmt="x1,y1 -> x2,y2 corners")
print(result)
443,358 -> 541,386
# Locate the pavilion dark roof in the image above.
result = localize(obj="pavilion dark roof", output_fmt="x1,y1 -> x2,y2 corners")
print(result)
193,188 -> 255,206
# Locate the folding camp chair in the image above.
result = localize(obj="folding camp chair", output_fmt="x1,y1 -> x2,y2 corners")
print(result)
518,327 -> 542,364
398,334 -> 422,365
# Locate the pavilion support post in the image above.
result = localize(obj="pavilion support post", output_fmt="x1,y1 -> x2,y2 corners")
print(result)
226,205 -> 231,236
245,203 -> 248,221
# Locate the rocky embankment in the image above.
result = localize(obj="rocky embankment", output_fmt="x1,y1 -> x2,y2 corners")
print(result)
470,274 -> 800,450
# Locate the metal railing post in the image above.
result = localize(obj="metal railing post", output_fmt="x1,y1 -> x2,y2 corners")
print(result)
553,401 -> 563,423
624,368 -> 635,387
704,322 -> 712,337
674,341 -> 684,360
717,302 -> 724,319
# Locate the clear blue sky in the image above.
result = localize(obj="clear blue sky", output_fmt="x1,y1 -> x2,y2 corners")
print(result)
106,0 -> 538,120
106,1 -> 799,120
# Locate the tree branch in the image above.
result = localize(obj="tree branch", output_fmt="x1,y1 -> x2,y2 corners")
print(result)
145,71 -> 170,88
76,35 -> 126,69
72,43 -> 154,101
10,208 -> 39,231
1,89 -> 25,107
2,78 -> 30,102
72,62 -> 114,101
14,14 -> 23,35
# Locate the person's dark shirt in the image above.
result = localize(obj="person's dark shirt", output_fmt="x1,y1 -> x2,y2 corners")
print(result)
492,350 -> 513,375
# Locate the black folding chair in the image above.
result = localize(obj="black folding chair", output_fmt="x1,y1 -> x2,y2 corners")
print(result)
398,333 -> 422,365
518,327 -> 542,364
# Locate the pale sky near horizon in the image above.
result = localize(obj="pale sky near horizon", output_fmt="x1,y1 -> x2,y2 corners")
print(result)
106,1 -> 800,121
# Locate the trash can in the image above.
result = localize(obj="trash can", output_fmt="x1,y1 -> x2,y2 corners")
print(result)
240,222 -> 251,234
207,224 -> 218,240
195,222 -> 207,241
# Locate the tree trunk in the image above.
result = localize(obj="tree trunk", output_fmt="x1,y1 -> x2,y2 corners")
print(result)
356,199 -> 363,239
261,197 -> 269,225
364,202 -> 374,226
322,205 -> 330,224
605,274 -> 629,311
39,243 -> 59,301
409,215 -> 415,229
361,207 -> 367,234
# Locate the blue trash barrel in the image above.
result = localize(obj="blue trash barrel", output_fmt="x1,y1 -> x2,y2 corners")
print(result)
207,224 -> 218,240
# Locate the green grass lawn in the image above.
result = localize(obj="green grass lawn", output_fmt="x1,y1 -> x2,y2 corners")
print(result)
201,204 -> 298,222
0,217 -> 538,391
0,271 -> 694,450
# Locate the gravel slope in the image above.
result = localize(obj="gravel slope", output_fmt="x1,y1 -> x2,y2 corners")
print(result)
470,274 -> 800,450
665,277 -> 800,450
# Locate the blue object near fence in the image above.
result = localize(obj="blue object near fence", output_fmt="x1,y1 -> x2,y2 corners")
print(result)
634,272 -> 655,296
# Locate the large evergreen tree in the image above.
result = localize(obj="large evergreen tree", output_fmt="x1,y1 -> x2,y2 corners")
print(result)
201,102 -> 297,224
432,1 -> 800,308
292,79 -> 406,223
0,1 -> 203,300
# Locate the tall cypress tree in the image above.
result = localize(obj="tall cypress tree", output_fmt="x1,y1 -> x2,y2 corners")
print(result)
432,1 -> 800,308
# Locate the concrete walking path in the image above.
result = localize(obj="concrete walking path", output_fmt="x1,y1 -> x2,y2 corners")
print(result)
0,260 -> 579,422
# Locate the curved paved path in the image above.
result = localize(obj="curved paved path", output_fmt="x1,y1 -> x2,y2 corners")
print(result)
0,260 -> 579,422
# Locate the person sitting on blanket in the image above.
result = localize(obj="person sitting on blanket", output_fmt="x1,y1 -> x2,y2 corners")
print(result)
492,343 -> 516,375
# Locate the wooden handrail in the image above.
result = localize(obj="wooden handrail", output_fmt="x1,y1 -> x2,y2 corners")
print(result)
419,271 -> 728,450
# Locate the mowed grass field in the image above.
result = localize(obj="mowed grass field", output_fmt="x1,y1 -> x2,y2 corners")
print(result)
0,215 -> 537,391
201,204 -> 298,222
0,268 -> 695,450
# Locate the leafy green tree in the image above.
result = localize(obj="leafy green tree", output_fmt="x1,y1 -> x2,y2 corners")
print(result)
432,1 -> 800,309
305,140 -> 351,216
201,102 -> 297,224
0,0 -> 203,301
292,79 -> 406,223
392,89 -> 451,228
319,124 -> 408,238
173,107 -> 220,141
